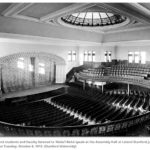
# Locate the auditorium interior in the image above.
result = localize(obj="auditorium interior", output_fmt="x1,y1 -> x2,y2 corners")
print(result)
1,2 -> 150,136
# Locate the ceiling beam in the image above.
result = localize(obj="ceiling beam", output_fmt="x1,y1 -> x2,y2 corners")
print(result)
2,3 -> 33,17
131,3 -> 150,16
40,3 -> 93,21
101,3 -> 150,24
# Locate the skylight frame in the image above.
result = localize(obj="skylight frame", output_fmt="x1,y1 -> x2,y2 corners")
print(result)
61,11 -> 126,27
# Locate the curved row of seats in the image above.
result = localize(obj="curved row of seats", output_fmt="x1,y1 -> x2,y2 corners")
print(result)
0,100 -> 84,127
0,87 -> 145,128
0,85 -> 149,131
67,86 -> 150,113
110,64 -> 149,78
106,89 -> 149,97
51,88 -> 148,124
77,64 -> 150,82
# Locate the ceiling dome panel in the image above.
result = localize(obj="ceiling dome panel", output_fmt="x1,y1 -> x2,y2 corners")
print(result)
61,5 -> 127,27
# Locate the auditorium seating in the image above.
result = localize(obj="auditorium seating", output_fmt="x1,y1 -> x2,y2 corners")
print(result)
0,100 -> 85,127
0,63 -> 150,136
0,84 -> 149,136
51,87 -> 147,125
0,86 -> 148,128
77,63 -> 150,79
110,64 -> 150,79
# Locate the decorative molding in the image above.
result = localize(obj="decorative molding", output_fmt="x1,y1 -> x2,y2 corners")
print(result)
0,32 -> 150,47
2,3 -> 33,17
130,3 -> 150,16
102,3 -> 150,24
11,3 -> 34,16
40,3 -> 91,21
2,3 -> 150,35
12,14 -> 40,22
0,52 -> 66,65
102,39 -> 150,46
0,32 -> 103,46
104,24 -> 150,34
2,3 -> 22,16
57,16 -> 130,34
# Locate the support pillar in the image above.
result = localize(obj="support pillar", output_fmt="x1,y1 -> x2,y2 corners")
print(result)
83,80 -> 86,90
102,84 -> 104,93
65,86 -> 68,94
92,81 -> 94,89
55,64 -> 65,83
127,83 -> 130,95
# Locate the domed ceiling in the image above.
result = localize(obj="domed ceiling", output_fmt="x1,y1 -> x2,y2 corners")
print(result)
0,3 -> 150,34
60,5 -> 128,28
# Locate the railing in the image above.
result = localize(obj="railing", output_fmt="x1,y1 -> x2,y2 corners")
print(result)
66,65 -> 86,83
77,73 -> 150,89
0,110 -> 149,136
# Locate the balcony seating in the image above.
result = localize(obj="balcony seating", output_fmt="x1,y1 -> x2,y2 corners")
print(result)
76,64 -> 150,88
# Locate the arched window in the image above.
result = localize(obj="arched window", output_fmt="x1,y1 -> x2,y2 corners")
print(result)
92,51 -> 96,62
17,57 -> 24,69
84,51 -> 96,62
104,51 -> 111,62
141,52 -> 146,64
134,52 -> 140,63
38,63 -> 45,74
84,51 -> 88,61
108,51 -> 112,62
128,51 -> 146,64
128,52 -> 134,63
68,51 -> 72,61
72,51 -> 76,61
68,51 -> 76,61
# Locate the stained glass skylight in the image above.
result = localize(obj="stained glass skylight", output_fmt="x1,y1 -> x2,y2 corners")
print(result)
61,11 -> 126,27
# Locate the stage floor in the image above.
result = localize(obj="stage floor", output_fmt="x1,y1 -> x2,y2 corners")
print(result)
2,84 -> 67,99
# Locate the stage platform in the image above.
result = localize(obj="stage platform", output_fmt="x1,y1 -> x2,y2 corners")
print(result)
1,84 -> 67,100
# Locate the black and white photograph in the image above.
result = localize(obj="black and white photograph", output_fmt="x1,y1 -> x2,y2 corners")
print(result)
0,2 -> 150,146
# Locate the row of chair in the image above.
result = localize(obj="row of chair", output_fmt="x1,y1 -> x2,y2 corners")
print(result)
77,63 -> 150,82
51,88 -> 146,124
0,100 -> 84,127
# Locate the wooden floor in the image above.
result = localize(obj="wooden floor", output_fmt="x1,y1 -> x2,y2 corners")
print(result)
1,84 -> 67,100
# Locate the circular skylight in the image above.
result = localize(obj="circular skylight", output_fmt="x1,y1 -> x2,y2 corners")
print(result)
61,12 -> 127,27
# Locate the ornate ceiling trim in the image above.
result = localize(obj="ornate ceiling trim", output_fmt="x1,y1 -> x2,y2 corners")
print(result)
102,3 -> 150,24
1,3 -> 150,35
2,3 -> 33,16
104,25 -> 150,34
40,3 -> 90,21
1,32 -> 150,47
57,16 -> 130,33
0,32 -> 102,46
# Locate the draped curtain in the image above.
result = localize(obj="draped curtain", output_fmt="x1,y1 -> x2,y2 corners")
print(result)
35,56 -> 55,87
1,57 -> 33,93
30,57 -> 35,87
0,53 -> 63,94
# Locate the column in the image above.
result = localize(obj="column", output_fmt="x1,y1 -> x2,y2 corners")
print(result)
102,84 -> 104,93
30,57 -> 35,87
65,86 -> 68,94
127,83 -> 130,95
83,80 -> 86,90
55,64 -> 65,83
0,65 -> 2,97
